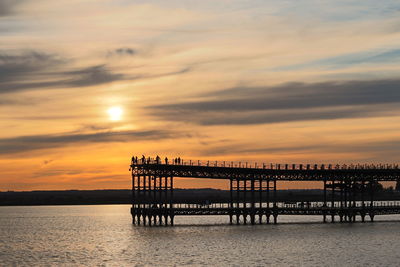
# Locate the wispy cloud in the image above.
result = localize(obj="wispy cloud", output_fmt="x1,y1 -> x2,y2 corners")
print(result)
149,79 -> 400,125
200,138 -> 400,161
276,48 -> 400,71
0,50 -> 126,94
107,47 -> 136,57
0,0 -> 23,16
0,129 -> 178,155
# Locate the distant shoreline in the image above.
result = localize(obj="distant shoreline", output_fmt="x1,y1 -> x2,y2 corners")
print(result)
1,188 -> 399,206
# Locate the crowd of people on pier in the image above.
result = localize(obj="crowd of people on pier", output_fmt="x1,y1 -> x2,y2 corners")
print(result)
131,155 -> 182,165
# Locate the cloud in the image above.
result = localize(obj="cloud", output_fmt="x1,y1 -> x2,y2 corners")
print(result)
0,129 -> 176,155
148,79 -> 400,125
200,138 -> 400,160
0,51 -> 63,82
0,50 -> 125,94
276,48 -> 400,71
0,98 -> 32,106
0,64 -> 125,93
0,49 -> 191,95
108,47 -> 136,57
43,159 -> 53,165
61,65 -> 124,87
0,0 -> 23,16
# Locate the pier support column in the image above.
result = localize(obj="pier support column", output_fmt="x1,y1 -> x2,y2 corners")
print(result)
229,178 -> 233,225
236,179 -> 240,225
369,179 -> 374,223
250,177 -> 255,225
259,178 -> 263,224
352,180 -> 356,223
273,179 -> 278,224
361,179 -> 365,223
158,176 -> 163,225
132,169 -> 136,225
153,175 -> 157,225
170,176 -> 174,226
331,181 -> 335,223
369,213 -> 375,222
244,179 -> 247,224
266,178 -> 270,224
323,179 -> 327,223
273,214 -> 278,224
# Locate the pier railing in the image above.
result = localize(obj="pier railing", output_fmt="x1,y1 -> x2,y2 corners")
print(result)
132,157 -> 399,171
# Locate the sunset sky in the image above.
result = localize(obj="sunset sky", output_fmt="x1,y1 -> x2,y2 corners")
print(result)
1,0 -> 400,190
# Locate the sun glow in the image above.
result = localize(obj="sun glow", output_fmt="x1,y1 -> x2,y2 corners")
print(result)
107,106 -> 123,121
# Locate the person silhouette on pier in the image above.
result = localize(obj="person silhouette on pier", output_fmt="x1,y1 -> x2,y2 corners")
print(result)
156,155 -> 160,164
165,157 -> 168,165
141,155 -> 146,164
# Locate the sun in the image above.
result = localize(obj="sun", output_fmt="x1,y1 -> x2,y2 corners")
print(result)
107,106 -> 123,121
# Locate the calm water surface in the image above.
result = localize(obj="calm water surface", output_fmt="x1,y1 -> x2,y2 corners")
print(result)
1,205 -> 400,266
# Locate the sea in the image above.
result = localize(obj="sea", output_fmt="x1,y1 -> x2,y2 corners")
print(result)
1,205 -> 400,266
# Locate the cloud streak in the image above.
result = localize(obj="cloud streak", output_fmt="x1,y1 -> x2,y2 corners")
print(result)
276,48 -> 400,71
0,129 -> 177,155
0,0 -> 23,16
107,47 -> 136,57
0,50 -> 125,94
0,49 -> 191,96
148,79 -> 400,125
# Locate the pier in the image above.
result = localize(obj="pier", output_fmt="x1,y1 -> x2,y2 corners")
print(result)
130,158 -> 400,226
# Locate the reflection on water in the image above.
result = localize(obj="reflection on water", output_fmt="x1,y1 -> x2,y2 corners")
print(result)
1,205 -> 400,266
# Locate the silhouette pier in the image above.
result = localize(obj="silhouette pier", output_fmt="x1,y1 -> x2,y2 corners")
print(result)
130,158 -> 400,226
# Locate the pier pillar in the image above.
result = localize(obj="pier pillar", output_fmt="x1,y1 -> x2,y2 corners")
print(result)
273,179 -> 277,224
323,179 -> 327,223
331,181 -> 335,223
243,179 -> 247,224
369,214 -> 374,222
229,178 -> 234,225
250,178 -> 255,225
273,214 -> 278,224
369,179 -> 374,223
266,178 -> 270,224
259,178 -> 263,224
236,179 -> 240,225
